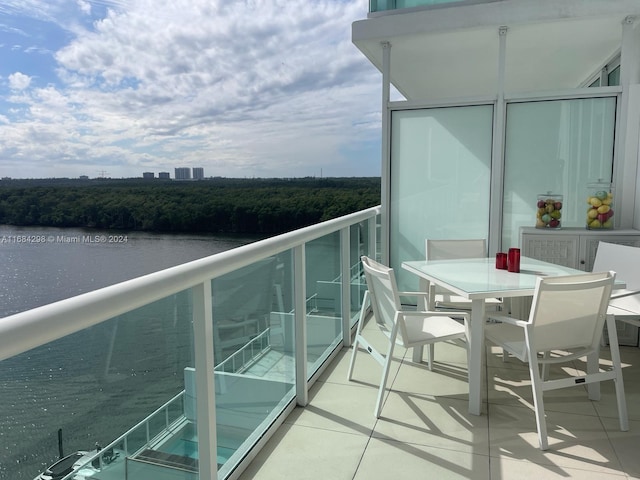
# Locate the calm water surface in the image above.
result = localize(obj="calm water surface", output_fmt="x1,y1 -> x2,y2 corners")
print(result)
0,226 -> 255,480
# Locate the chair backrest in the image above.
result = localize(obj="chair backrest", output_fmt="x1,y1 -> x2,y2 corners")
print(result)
425,239 -> 487,296
528,271 -> 615,352
361,256 -> 402,338
592,241 -> 640,313
425,239 -> 487,260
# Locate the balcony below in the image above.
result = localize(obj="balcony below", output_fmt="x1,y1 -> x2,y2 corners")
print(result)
237,313 -> 640,479
369,0 -> 498,14
356,1 -> 639,101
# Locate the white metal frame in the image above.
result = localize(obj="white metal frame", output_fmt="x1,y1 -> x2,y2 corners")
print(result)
486,272 -> 628,450
347,256 -> 469,418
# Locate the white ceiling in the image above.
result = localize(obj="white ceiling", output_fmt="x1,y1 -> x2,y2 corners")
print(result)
352,1 -> 639,101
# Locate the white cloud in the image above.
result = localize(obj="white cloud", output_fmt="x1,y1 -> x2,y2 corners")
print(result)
76,0 -> 91,15
8,72 -> 31,90
0,0 -> 382,178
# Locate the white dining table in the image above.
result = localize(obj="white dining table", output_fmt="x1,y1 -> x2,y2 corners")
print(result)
402,256 -> 602,416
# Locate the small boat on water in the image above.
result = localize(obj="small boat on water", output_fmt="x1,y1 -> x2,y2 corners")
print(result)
33,445 -> 120,480
33,450 -> 94,480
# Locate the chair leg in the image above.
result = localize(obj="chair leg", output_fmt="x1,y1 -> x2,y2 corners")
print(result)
411,284 -> 432,364
375,323 -> 399,418
347,291 -> 369,381
586,348 -> 600,401
526,335 -> 549,450
427,344 -> 435,371
540,351 -> 550,381
606,315 -> 629,431
613,361 -> 629,432
412,345 -> 424,363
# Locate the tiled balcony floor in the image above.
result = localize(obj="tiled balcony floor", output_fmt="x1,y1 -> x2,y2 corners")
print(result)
238,315 -> 640,480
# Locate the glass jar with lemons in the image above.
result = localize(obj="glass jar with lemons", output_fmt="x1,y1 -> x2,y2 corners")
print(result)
586,180 -> 614,229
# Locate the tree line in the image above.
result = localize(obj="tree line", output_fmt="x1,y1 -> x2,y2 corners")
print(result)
0,177 -> 381,235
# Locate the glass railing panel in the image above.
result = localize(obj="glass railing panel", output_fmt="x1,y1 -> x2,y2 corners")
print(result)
1,289 -> 195,480
305,232 -> 342,377
125,423 -> 150,457
1,206 -> 381,480
167,394 -> 185,426
211,252 -> 296,477
148,412 -> 170,446
212,256 -> 280,366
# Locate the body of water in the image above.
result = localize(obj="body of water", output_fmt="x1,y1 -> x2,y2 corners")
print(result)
0,225 -> 254,480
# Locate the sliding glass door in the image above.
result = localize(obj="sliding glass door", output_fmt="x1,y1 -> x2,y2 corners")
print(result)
502,97 -> 617,248
388,96 -> 616,290
389,105 -> 493,290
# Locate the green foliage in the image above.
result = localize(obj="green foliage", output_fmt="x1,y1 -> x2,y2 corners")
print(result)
0,177 -> 380,234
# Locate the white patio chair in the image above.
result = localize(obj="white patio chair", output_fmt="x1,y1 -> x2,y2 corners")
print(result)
347,256 -> 469,418
425,239 -> 502,311
485,271 -> 628,450
592,241 -> 640,333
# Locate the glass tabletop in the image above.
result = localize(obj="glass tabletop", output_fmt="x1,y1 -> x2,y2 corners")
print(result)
402,256 -> 587,299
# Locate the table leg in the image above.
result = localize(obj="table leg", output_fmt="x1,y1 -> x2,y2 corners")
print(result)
412,278 -> 431,363
468,299 -> 485,415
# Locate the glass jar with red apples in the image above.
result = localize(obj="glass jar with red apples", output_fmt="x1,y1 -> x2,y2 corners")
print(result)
535,193 -> 562,229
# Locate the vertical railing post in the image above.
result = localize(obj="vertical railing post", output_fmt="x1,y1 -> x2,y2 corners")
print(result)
294,244 -> 308,406
341,227 -> 352,347
368,216 -> 377,260
193,280 -> 218,480
381,41 -> 391,265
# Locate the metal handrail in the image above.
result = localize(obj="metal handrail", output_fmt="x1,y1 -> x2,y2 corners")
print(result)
0,206 -> 381,362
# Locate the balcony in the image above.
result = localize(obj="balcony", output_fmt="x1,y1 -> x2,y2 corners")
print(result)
355,1 -> 637,101
370,0 -> 498,15
0,207 -> 380,480
238,335 -> 640,479
3,205 -> 640,480
4,1 -> 640,478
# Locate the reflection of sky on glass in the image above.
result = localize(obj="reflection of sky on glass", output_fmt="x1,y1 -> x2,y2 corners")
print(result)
502,98 -> 616,247
390,105 -> 493,291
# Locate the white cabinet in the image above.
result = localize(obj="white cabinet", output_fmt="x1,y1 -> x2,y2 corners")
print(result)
520,227 -> 640,271
520,227 -> 640,345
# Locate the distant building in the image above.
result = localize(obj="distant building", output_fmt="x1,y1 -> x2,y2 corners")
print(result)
175,167 -> 191,180
143,172 -> 155,179
158,172 -> 170,179
79,175 -> 89,180
192,167 -> 204,180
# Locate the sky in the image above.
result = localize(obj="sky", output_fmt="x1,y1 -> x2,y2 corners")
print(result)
0,0 -> 382,179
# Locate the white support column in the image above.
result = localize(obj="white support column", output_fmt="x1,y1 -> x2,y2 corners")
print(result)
341,227 -> 352,346
294,244 -> 308,406
617,16 -> 640,228
381,41 -> 391,265
489,26 -> 508,254
193,281 -> 218,480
